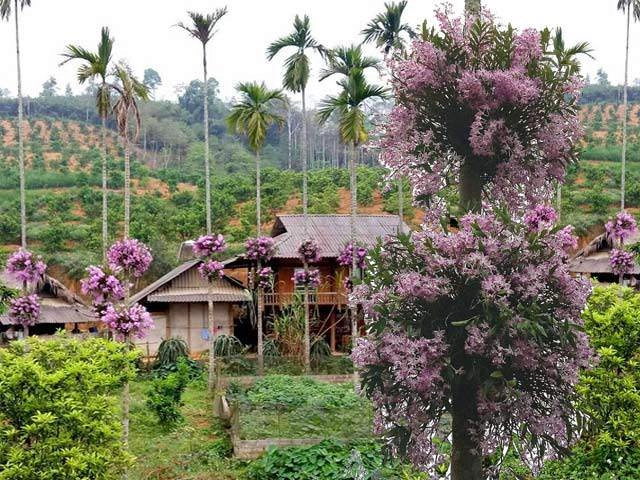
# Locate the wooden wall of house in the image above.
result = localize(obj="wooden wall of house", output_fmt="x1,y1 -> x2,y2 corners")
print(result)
167,302 -> 233,354
272,259 -> 347,294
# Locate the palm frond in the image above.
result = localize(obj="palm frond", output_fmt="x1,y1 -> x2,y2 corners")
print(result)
361,0 -> 412,54
0,0 -> 31,21
319,44 -> 380,81
176,8 -> 228,45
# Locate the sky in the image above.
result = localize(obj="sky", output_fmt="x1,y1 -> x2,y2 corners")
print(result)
0,0 -> 636,107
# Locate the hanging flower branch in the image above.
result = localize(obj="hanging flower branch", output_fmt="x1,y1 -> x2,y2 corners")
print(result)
194,233 -> 227,257
257,266 -> 274,290
297,239 -> 321,264
107,239 -> 153,278
101,303 -> 154,340
8,294 -> 40,327
605,211 -> 638,243
81,265 -> 125,313
6,249 -> 47,284
293,269 -> 320,288
198,260 -> 225,281
610,249 -> 635,276
338,243 -> 368,269
245,236 -> 276,264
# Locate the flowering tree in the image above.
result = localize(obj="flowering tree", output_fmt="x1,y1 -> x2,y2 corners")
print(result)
246,236 -> 277,375
353,9 -> 592,479
297,239 -> 321,372
6,249 -> 47,336
605,211 -> 638,283
193,233 -> 227,392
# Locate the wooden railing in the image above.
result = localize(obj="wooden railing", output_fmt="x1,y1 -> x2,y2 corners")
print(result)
262,291 -> 347,307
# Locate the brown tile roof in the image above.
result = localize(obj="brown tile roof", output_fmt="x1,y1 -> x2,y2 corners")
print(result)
270,214 -> 406,259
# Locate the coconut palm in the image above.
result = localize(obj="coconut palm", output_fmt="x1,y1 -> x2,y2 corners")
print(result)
318,51 -> 387,380
362,1 -> 414,233
1,0 -> 31,248
227,82 -> 285,375
267,14 -> 326,372
177,8 -> 228,236
361,0 -> 413,55
61,27 -> 114,260
111,64 -> 149,240
617,0 -> 640,209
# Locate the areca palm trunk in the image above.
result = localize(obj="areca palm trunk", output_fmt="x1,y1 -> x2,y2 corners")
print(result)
256,150 -> 264,375
349,142 -> 359,387
101,108 -> 108,261
398,178 -> 404,234
14,0 -> 26,249
302,88 -> 311,372
622,4 -> 631,210
123,134 -> 130,239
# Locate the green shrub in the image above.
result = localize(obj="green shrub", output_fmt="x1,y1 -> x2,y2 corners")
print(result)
146,358 -> 190,427
0,336 -> 137,479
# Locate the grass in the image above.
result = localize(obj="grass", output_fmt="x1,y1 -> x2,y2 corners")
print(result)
128,379 -> 246,480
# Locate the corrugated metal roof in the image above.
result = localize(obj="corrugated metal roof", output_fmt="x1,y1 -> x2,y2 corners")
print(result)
270,214 -> 406,259
569,231 -> 640,275
132,259 -> 250,304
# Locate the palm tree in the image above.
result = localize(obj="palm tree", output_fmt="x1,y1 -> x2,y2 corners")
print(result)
318,49 -> 387,382
362,1 -> 414,233
267,14 -> 325,372
61,27 -> 114,260
361,0 -> 413,55
112,64 -> 149,240
177,8 -> 228,236
617,0 -> 640,210
1,0 -> 31,249
227,82 -> 285,375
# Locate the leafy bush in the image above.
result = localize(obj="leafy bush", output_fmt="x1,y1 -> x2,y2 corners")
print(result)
153,337 -> 202,379
246,439 -> 424,480
146,358 -> 190,427
0,336 -> 137,479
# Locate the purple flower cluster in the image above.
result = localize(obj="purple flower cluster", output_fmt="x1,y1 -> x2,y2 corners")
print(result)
107,239 -> 152,278
6,249 -> 47,284
80,266 -> 124,308
198,260 -> 225,281
257,266 -> 273,289
338,243 -> 368,269
352,207 -> 592,469
610,248 -> 635,276
524,205 -> 557,232
246,236 -> 276,263
9,294 -> 41,326
605,211 -> 638,244
297,239 -> 321,264
193,234 -> 227,257
101,303 -> 154,340
293,269 -> 320,288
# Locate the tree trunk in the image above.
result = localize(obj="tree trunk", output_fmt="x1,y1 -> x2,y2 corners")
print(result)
621,5 -> 630,210
122,334 -> 131,448
301,89 -> 311,372
256,151 -> 261,235
398,178 -> 404,234
207,290 -> 216,392
349,142 -> 359,388
459,160 -> 483,213
287,105 -> 293,170
101,111 -> 108,261
14,0 -> 26,249
256,151 -> 264,375
203,43 -> 212,235
451,383 -> 484,480
123,134 -> 130,239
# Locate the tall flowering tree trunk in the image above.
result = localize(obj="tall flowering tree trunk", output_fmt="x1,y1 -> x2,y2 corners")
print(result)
123,137 -> 130,239
621,4 -> 631,210
302,87 -> 311,373
14,0 -> 26,249
256,151 -> 264,375
349,142 -> 359,387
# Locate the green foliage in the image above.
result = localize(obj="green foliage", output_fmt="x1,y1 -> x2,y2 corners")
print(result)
540,285 -> 640,478
246,439 -> 422,480
157,337 -> 189,366
0,336 -> 137,479
146,358 -> 191,428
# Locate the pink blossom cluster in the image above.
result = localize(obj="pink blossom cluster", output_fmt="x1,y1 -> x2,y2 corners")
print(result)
245,236 -> 276,263
338,243 -> 367,269
107,239 -> 153,278
198,260 -> 225,281
352,205 -> 592,468
8,294 -> 41,326
297,239 -> 321,264
379,9 -> 584,211
293,269 -> 320,288
80,265 -> 124,309
605,211 -> 638,244
100,303 -> 154,340
257,266 -> 273,289
6,249 -> 47,284
610,248 -> 635,276
193,234 -> 227,257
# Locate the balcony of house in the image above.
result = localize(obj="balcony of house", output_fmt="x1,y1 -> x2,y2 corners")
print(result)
262,291 -> 348,307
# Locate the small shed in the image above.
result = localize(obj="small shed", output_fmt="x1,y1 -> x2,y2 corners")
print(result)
0,270 -> 96,337
569,231 -> 640,284
131,259 -> 251,356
